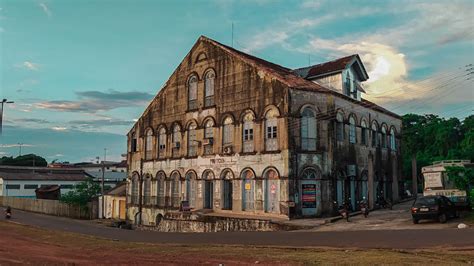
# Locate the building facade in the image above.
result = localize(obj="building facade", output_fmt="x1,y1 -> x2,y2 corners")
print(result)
0,166 -> 88,198
126,36 -> 402,225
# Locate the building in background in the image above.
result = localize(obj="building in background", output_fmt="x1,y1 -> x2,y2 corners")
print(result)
75,161 -> 127,189
0,166 -> 88,198
98,182 -> 127,220
126,36 -> 402,225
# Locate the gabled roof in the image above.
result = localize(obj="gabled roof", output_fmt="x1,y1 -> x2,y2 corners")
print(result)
130,36 -> 399,132
293,54 -> 369,81
200,36 -> 330,92
105,182 -> 126,196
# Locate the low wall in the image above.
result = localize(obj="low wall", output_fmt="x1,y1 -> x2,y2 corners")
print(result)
137,212 -> 280,232
0,196 -> 91,219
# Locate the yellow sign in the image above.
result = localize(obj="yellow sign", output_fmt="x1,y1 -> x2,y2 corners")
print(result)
245,183 -> 251,190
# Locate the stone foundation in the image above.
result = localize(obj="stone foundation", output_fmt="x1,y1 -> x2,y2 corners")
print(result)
137,212 -> 279,232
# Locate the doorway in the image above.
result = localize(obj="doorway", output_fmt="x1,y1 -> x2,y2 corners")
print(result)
223,180 -> 233,210
204,180 -> 213,209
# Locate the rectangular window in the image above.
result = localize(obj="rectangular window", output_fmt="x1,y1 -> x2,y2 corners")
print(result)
336,122 -> 344,141
349,126 -> 356,144
223,124 -> 233,145
131,139 -> 137,152
372,130 -> 377,147
6,184 -> 20,190
24,184 -> 39,189
361,128 -> 367,145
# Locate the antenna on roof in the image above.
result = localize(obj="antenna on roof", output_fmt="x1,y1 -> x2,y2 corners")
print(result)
231,22 -> 234,48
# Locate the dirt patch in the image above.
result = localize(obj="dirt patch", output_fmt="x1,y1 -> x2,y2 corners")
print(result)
0,221 -> 473,265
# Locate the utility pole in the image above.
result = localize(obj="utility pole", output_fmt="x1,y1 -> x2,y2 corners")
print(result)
0,99 -> 14,136
101,148 -> 107,219
411,155 -> 417,197
18,143 -> 23,156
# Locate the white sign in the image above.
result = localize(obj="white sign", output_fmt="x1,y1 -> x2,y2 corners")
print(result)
423,172 -> 443,188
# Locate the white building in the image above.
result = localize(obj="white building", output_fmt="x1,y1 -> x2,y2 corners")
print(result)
0,166 -> 88,198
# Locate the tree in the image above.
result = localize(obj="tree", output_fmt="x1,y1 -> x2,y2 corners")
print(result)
401,114 -> 474,179
445,166 -> 474,192
0,154 -> 48,167
60,178 -> 100,208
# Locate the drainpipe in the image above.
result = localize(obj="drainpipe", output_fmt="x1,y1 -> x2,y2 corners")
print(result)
139,158 -> 143,225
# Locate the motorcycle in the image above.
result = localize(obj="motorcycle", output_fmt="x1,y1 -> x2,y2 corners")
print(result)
334,200 -> 350,222
5,206 -> 11,219
358,197 -> 369,218
377,192 -> 392,210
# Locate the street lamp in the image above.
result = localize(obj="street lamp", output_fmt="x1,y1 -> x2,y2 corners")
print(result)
0,99 -> 14,135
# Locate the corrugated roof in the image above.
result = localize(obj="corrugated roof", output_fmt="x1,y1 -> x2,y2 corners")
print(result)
0,166 -> 88,181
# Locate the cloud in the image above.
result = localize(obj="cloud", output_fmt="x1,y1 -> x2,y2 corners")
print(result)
69,118 -> 135,128
36,89 -> 154,113
300,0 -> 323,9
16,61 -> 40,71
16,118 -> 51,124
39,2 -> 52,17
0,143 -> 35,148
51,126 -> 67,131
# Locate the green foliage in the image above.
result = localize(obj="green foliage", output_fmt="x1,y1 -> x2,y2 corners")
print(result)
402,114 -> 474,179
60,178 -> 100,207
445,166 -> 474,192
0,154 -> 48,167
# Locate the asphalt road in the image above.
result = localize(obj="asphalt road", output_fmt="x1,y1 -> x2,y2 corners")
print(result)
3,209 -> 474,249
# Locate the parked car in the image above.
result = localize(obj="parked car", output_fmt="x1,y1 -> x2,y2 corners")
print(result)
411,195 -> 458,224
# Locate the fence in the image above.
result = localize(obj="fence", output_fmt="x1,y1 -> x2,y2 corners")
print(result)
0,196 -> 92,219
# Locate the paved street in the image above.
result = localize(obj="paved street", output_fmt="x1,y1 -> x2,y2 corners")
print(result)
3,208 -> 474,249
315,199 -> 466,231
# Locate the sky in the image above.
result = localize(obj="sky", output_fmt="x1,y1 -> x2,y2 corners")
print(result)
0,0 -> 473,162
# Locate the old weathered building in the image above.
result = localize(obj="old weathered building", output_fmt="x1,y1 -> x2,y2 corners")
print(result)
126,36 -> 402,225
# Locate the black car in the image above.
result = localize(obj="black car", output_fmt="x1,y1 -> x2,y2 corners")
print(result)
411,195 -> 457,224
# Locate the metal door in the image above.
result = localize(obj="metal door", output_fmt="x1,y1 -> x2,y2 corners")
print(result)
265,179 -> 279,213
242,179 -> 254,211
301,180 -> 317,216
204,181 -> 213,209
223,180 -> 233,210
119,200 -> 126,220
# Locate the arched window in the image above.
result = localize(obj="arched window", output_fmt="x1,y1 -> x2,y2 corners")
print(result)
188,75 -> 198,110
361,120 -> 368,145
157,127 -> 166,158
381,125 -> 387,148
172,124 -> 181,158
242,112 -> 255,153
156,172 -> 165,207
371,121 -> 378,147
170,171 -> 181,208
185,171 -> 197,208
301,107 -> 317,151
187,122 -> 197,157
349,115 -> 356,144
145,129 -> 153,160
336,111 -> 344,141
143,174 -> 152,205
265,108 -> 279,151
204,70 -> 215,107
131,132 -> 137,153
203,119 -> 214,155
390,127 -> 396,150
130,173 -> 139,204
222,116 -> 234,151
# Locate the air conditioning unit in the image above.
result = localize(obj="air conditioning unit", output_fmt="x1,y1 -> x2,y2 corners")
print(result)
203,138 -> 214,145
347,164 -> 357,177
223,145 -> 233,154
174,142 -> 181,149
